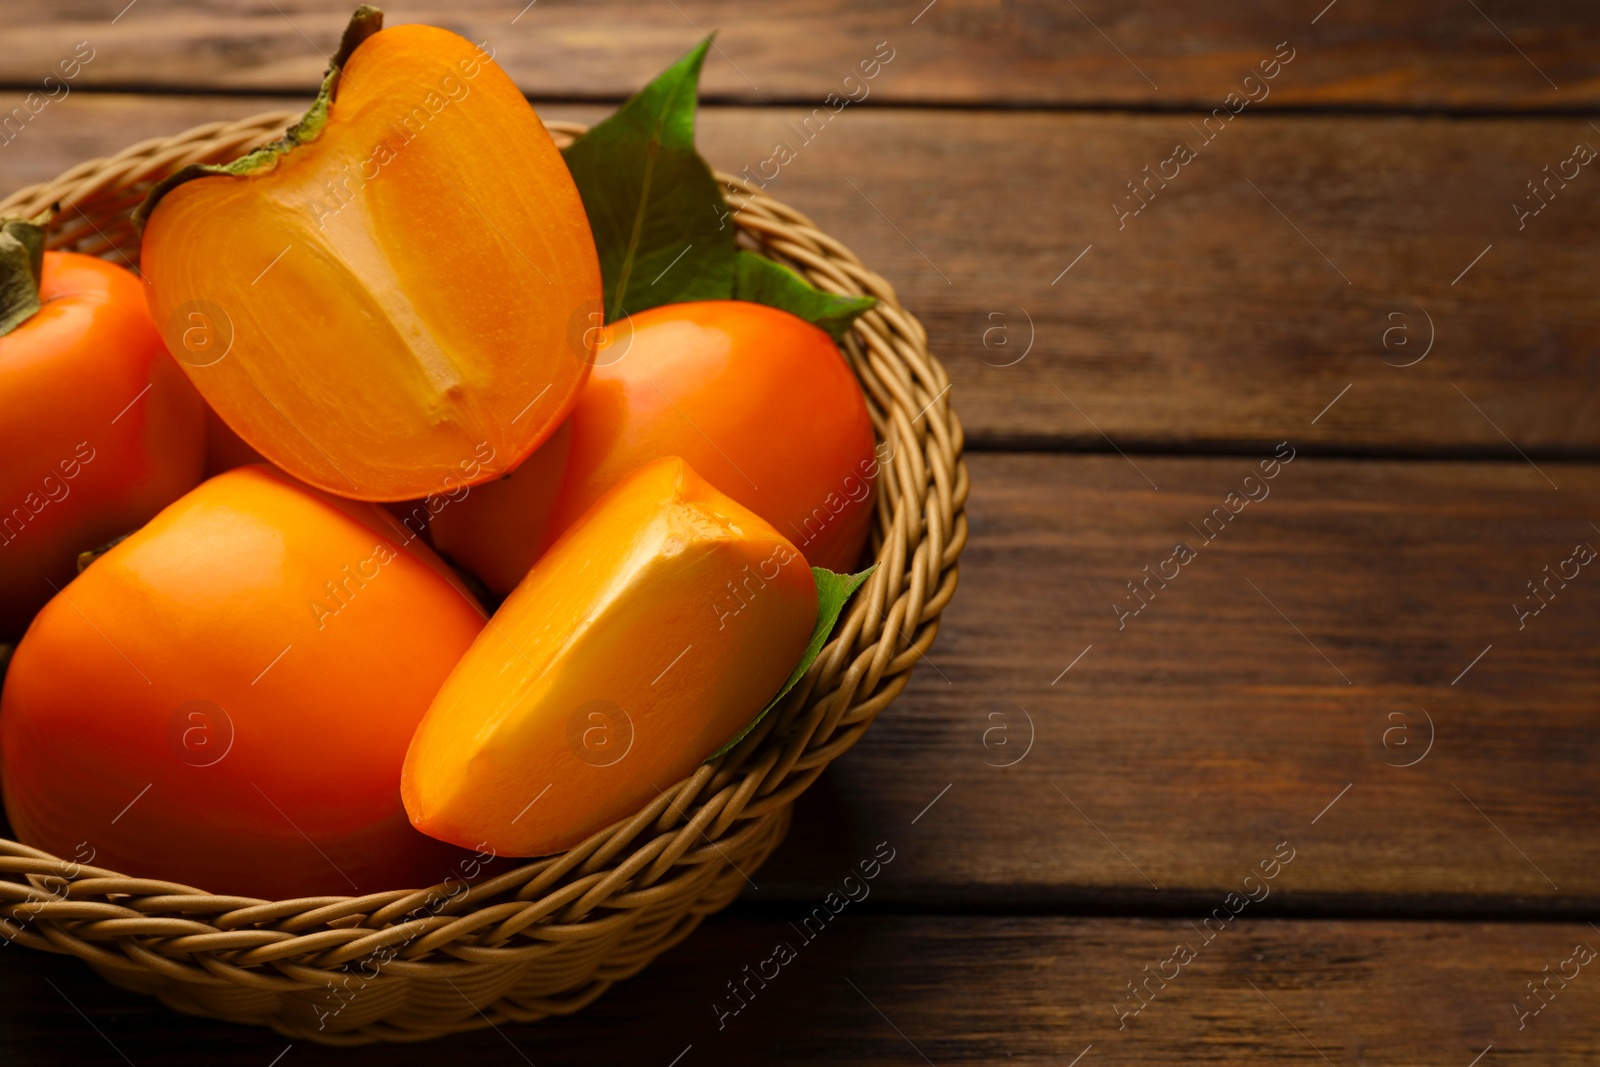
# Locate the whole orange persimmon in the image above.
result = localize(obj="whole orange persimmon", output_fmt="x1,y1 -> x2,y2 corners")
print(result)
431,300 -> 879,594
0,226 -> 204,639
136,9 -> 600,501
0,465 -> 487,898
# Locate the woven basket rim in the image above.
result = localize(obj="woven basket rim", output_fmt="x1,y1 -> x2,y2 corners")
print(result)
0,108 -> 967,1043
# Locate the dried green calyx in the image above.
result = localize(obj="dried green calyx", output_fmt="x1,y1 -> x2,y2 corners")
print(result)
0,210 -> 52,338
131,4 -> 385,234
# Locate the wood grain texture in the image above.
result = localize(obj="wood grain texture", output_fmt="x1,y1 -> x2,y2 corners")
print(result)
757,451 -> 1600,910
5,915 -> 1598,1065
3,95 -> 1600,451
4,0 -> 1600,109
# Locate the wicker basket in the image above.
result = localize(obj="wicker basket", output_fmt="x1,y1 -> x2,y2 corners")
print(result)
0,111 -> 966,1044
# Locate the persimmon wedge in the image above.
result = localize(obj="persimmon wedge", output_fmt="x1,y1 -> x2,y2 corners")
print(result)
135,7 -> 600,501
403,456 -> 817,857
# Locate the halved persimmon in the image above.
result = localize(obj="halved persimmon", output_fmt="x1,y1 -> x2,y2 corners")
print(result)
137,8 -> 600,501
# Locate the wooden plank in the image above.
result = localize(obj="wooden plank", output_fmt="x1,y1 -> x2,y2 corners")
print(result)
759,451 -> 1600,910
6,1 -> 1600,110
5,915 -> 1598,1064
2,95 -> 1598,451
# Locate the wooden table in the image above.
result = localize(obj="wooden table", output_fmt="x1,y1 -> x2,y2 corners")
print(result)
5,2 -> 1600,1063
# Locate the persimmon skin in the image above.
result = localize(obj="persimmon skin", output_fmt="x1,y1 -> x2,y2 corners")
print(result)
433,300 -> 878,596
201,403 -> 266,477
428,419 -> 570,594
0,465 -> 488,899
139,24 -> 600,501
0,251 -> 204,639
404,456 -> 817,857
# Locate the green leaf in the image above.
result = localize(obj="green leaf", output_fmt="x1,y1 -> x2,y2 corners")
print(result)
708,564 -> 875,760
561,38 -> 738,321
732,251 -> 876,341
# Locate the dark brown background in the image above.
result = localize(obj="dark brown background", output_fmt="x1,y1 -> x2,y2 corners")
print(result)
3,1 -> 1598,1064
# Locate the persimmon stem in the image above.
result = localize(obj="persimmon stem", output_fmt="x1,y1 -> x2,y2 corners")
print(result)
0,212 -> 50,338
131,5 -> 386,234
77,532 -> 133,574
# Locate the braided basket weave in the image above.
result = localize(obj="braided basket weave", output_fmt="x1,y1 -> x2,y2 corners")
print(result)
0,111 -> 965,1043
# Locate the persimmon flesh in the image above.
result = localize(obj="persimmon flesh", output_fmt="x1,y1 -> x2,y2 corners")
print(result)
403,456 -> 817,857
138,16 -> 600,501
